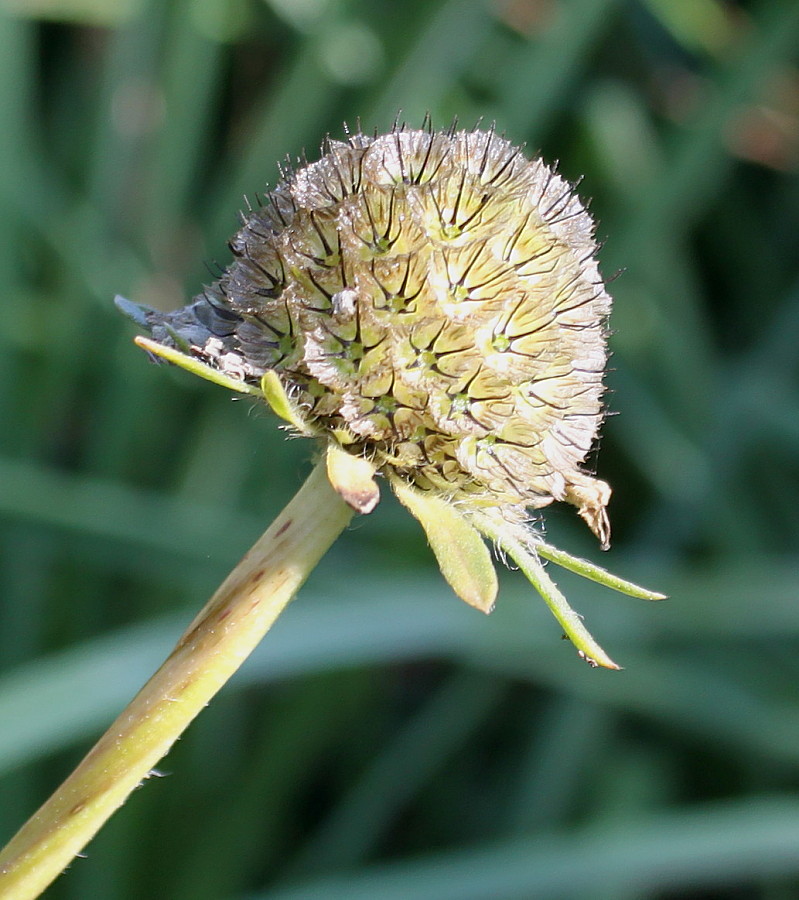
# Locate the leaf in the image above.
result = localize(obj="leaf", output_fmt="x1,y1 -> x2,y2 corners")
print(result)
132,336 -> 262,397
471,512 -> 620,669
390,477 -> 498,614
535,541 -> 667,601
260,371 -> 317,436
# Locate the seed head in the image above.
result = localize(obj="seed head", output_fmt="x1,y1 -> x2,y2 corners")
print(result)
137,124 -> 612,546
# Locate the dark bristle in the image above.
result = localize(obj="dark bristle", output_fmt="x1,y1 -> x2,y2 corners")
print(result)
542,184 -> 576,219
204,260 -> 225,278
411,131 -> 436,185
484,143 -> 526,189
549,206 -> 587,229
393,129 -> 408,182
533,163 -> 557,205
346,116 -> 364,146
476,129 -> 495,180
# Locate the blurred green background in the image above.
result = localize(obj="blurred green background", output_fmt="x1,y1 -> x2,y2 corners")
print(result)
2,0 -> 799,897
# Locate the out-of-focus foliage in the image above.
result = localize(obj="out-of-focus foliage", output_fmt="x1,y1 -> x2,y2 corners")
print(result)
1,0 -> 798,897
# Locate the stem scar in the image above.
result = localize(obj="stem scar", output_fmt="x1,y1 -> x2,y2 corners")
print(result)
275,519 -> 292,537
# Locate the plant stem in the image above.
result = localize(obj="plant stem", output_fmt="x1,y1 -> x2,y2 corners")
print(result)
0,456 -> 352,900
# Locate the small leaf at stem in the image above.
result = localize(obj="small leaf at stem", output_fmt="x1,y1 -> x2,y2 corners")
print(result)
517,550 -> 620,670
133,336 -> 262,396
535,541 -> 667,601
325,443 -> 380,514
261,371 -> 317,436
390,477 -> 498,614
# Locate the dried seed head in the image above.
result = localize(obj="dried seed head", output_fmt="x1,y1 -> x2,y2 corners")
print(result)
139,125 -> 612,546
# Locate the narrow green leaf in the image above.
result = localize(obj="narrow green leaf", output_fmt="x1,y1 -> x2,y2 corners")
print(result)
517,548 -> 620,670
390,477 -> 498,614
472,514 -> 620,669
535,541 -> 667,601
133,335 -> 262,396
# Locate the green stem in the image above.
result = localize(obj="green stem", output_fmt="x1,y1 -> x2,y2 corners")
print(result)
0,457 -> 352,899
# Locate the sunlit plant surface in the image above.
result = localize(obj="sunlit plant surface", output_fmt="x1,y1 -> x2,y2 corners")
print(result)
1,1 -> 799,898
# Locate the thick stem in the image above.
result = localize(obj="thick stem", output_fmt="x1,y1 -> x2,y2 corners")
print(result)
0,457 -> 352,899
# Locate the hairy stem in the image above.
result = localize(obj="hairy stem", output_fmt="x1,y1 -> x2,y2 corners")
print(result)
0,456 -> 352,899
